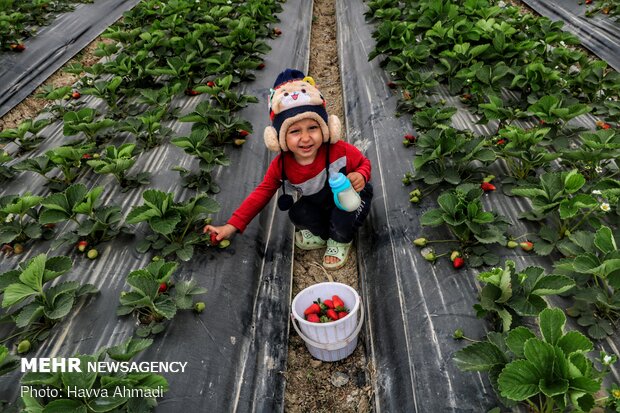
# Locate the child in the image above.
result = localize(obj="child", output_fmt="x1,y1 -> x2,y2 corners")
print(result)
204,69 -> 373,270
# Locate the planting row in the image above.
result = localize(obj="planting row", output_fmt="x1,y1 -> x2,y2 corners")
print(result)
0,0 -> 93,52
366,0 -> 619,411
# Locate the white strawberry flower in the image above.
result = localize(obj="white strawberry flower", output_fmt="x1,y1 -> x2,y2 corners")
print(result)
600,203 -> 611,212
592,190 -> 602,195
604,354 -> 614,364
4,213 -> 14,223
595,166 -> 603,174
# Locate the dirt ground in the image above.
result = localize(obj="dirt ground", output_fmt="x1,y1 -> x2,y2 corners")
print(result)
283,0 -> 373,412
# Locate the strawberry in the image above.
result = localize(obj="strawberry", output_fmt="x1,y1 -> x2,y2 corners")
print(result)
210,232 -> 218,246
218,239 -> 231,248
158,282 -> 168,293
506,240 -> 518,249
82,153 -> 92,159
72,91 -> 81,99
323,299 -> 335,309
77,240 -> 88,252
338,311 -> 349,319
332,295 -> 345,309
304,303 -> 321,316
86,248 -> 98,259
387,81 -> 397,89
238,130 -> 250,137
10,43 -> 25,52
480,182 -> 496,192
13,243 -> 24,254
17,340 -> 31,354
43,223 -> 56,229
194,301 -> 206,313
496,139 -> 506,145
539,119 -> 546,125
450,251 -> 461,261
184,89 -> 200,96
520,241 -> 534,252
461,93 -> 473,101
233,138 -> 246,147
273,28 -> 282,36
423,251 -> 436,262
207,81 -> 216,87
585,0 -> 592,3
404,134 -> 416,143
409,196 -> 420,203
326,309 -> 339,321
453,257 -> 465,269
306,313 -> 320,323
257,63 -> 265,70
413,238 -> 427,247
596,120 -> 611,129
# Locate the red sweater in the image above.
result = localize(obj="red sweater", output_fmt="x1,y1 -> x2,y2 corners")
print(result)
228,141 -> 371,232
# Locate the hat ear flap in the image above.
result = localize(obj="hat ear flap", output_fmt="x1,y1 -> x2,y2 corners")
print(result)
327,114 -> 341,144
264,126 -> 281,152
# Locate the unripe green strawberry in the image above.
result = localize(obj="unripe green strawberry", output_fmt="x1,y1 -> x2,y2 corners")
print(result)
410,196 -> 420,204
450,251 -> 461,261
409,189 -> 421,197
17,340 -> 31,354
194,302 -> 206,313
423,251 -> 436,262
218,240 -> 230,248
453,329 -> 464,339
87,248 -> 98,259
506,240 -> 518,249
413,238 -> 428,247
13,244 -> 24,254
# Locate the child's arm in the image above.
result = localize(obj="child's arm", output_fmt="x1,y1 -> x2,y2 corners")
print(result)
344,142 -> 371,192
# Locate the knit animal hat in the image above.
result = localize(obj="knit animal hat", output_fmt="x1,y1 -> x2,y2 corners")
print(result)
264,68 -> 341,152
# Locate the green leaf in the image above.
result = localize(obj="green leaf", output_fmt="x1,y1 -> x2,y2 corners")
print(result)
498,360 -> 541,401
15,303 -> 44,328
557,331 -> 592,355
539,378 -> 568,397
20,254 -> 46,291
42,399 -> 87,413
438,192 -> 459,215
539,308 -> 565,345
107,338 -> 153,361
570,376 -> 600,393
149,211 -> 181,235
86,397 -> 129,413
506,327 -> 536,358
453,342 -> 507,371
594,226 -> 616,254
61,355 -> 97,391
523,339 -> 555,379
153,296 -> 176,320
564,170 -> 585,194
531,275 -> 575,296
44,293 -> 74,320
175,244 -> 194,261
2,283 -> 38,307
573,253 -> 600,273
420,208 -> 444,226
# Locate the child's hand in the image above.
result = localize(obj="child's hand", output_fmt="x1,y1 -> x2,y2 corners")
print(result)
347,172 -> 366,192
203,223 -> 237,241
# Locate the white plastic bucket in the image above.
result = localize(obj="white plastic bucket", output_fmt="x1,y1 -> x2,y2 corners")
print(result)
291,282 -> 363,362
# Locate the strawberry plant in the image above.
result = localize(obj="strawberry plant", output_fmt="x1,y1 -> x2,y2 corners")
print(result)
526,95 -> 591,139
0,345 -> 19,377
454,308 -> 603,412
80,76 -> 125,117
410,105 -> 457,131
412,127 -> 496,185
38,183 -> 128,250
179,104 -> 253,146
511,170 -> 604,255
420,183 -> 511,266
117,260 -> 206,336
87,143 -> 150,190
0,118 -> 51,152
194,74 -> 259,111
0,254 -> 97,346
126,190 -> 220,261
0,151 -> 15,181
559,129 -> 620,181
19,337 -> 168,412
0,193 -> 53,249
171,129 -> 231,193
63,108 -> 116,145
474,260 -> 574,332
117,108 -> 173,150
553,226 -> 620,339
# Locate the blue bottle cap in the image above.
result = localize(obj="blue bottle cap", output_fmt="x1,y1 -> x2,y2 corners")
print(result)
328,172 -> 349,189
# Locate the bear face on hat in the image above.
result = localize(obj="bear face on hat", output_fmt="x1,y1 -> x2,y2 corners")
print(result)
264,69 -> 341,152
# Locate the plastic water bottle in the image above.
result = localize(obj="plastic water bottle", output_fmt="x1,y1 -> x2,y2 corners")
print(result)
329,172 -> 361,212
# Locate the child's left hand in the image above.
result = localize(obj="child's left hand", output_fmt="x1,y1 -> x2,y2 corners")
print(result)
347,172 -> 365,192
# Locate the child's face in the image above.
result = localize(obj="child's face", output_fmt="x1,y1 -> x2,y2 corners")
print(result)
285,118 -> 323,164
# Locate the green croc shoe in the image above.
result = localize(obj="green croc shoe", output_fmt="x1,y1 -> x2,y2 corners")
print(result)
323,239 -> 352,270
295,229 -> 327,250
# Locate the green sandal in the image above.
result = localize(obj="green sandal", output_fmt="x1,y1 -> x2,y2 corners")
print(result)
323,239 -> 352,270
295,229 -> 327,250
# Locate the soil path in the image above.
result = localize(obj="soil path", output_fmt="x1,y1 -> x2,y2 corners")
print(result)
283,0 -> 372,412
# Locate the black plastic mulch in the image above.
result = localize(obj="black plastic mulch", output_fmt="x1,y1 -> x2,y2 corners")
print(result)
520,0 -> 620,72
0,0 -> 141,118
0,1 -> 313,411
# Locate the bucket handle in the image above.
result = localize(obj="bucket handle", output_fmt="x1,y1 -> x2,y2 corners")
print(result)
290,303 -> 365,351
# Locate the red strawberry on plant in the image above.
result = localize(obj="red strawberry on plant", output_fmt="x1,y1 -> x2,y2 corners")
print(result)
238,130 -> 250,137
304,303 -> 321,316
338,311 -> 349,319
77,240 -> 88,252
332,295 -> 345,309
184,88 -> 200,96
453,257 -> 465,269
207,81 -> 216,87
273,28 -> 282,36
387,81 -> 397,89
323,299 -> 335,309
158,282 -> 168,293
10,43 -> 25,52
596,120 -> 611,129
480,182 -> 496,192
326,309 -> 339,321
404,134 -> 416,142
496,139 -> 506,145
306,313 -> 320,323
82,153 -> 92,159
210,232 -> 218,246
72,91 -> 81,99
520,241 -> 534,252
257,63 -> 265,70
